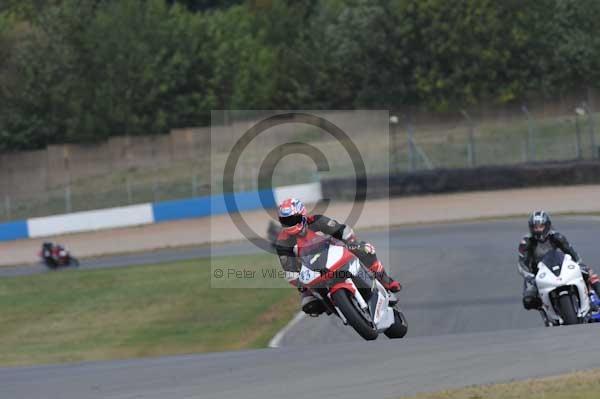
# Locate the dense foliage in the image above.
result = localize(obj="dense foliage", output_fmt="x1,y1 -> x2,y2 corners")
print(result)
0,0 -> 599,150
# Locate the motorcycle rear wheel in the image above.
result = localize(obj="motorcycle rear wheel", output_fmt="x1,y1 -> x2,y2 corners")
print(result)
332,289 -> 378,341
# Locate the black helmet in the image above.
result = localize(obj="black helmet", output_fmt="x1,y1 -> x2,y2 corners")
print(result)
42,242 -> 53,249
529,211 -> 551,241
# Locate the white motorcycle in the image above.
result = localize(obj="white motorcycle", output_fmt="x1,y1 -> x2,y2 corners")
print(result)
535,249 -> 600,325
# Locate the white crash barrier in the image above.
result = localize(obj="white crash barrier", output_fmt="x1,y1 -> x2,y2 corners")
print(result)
9,183 -> 322,240
27,204 -> 154,238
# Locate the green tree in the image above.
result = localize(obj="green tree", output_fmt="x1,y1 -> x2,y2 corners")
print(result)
207,4 -> 276,109
167,0 -> 243,12
2,0 -> 600,151
551,0 -> 600,90
80,0 -> 215,136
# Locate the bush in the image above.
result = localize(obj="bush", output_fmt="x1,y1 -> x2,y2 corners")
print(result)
1,0 -> 599,151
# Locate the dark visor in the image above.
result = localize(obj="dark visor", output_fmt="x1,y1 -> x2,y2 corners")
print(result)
279,214 -> 303,227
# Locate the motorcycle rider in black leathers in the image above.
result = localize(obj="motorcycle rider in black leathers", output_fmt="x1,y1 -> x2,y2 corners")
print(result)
274,197 -> 401,316
40,241 -> 66,268
518,211 -> 600,312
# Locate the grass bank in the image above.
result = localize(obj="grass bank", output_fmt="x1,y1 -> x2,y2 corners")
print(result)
403,369 -> 600,399
0,254 -> 297,366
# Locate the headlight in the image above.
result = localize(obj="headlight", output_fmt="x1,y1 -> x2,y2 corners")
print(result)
539,272 -> 546,279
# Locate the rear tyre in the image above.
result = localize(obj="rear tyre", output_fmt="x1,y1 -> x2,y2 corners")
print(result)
384,308 -> 408,339
557,294 -> 579,325
331,290 -> 378,341
70,257 -> 80,267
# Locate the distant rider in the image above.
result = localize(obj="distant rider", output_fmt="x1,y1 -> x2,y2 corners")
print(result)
40,242 -> 67,266
274,198 -> 401,316
517,210 -> 600,311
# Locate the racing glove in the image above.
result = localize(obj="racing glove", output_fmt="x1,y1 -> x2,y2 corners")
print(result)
346,241 -> 376,255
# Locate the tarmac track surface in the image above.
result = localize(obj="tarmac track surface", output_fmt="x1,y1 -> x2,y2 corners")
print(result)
2,217 -> 600,398
0,241 -> 258,277
2,325 -> 600,399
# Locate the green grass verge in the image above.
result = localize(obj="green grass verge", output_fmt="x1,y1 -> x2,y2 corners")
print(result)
0,254 -> 297,366
401,369 -> 600,399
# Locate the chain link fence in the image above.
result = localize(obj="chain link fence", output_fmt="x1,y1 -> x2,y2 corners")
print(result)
1,94 -> 599,222
0,173 -> 212,221
389,100 -> 599,174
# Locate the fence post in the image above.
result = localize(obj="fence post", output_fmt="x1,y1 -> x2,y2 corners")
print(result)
4,195 -> 10,220
575,107 -> 584,160
583,103 -> 597,159
153,180 -> 159,202
521,105 -> 535,162
192,174 -> 198,197
65,186 -> 72,213
404,115 -> 417,171
126,178 -> 133,204
390,115 -> 400,174
461,110 -> 476,167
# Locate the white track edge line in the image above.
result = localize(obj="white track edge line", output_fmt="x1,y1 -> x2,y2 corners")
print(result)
268,311 -> 306,348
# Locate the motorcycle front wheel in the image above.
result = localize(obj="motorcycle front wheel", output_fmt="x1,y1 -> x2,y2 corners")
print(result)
557,294 -> 579,325
331,289 -> 378,341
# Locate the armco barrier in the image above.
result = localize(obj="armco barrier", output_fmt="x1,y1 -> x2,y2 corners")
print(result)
321,160 -> 600,201
0,183 -> 321,242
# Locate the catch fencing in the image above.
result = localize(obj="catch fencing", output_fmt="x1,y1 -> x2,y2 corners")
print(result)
1,91 -> 599,222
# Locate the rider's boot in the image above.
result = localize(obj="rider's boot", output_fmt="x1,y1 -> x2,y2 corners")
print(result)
586,274 -> 600,311
589,273 -> 600,297
368,260 -> 402,293
580,265 -> 600,297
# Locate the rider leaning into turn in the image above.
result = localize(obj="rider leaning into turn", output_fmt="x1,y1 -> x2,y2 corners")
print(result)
518,210 -> 600,311
274,198 -> 401,316
41,242 -> 66,262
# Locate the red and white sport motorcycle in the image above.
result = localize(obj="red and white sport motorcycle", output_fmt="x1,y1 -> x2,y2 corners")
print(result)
295,234 -> 407,340
39,244 -> 80,270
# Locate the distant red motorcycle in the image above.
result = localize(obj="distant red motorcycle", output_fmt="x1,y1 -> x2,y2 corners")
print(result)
39,242 -> 80,269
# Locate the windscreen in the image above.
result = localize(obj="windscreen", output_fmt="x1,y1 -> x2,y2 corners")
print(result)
299,236 -> 331,271
541,249 -> 565,269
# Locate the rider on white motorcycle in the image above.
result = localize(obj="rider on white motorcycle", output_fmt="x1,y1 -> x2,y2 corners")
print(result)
275,198 -> 401,316
517,211 -> 600,310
